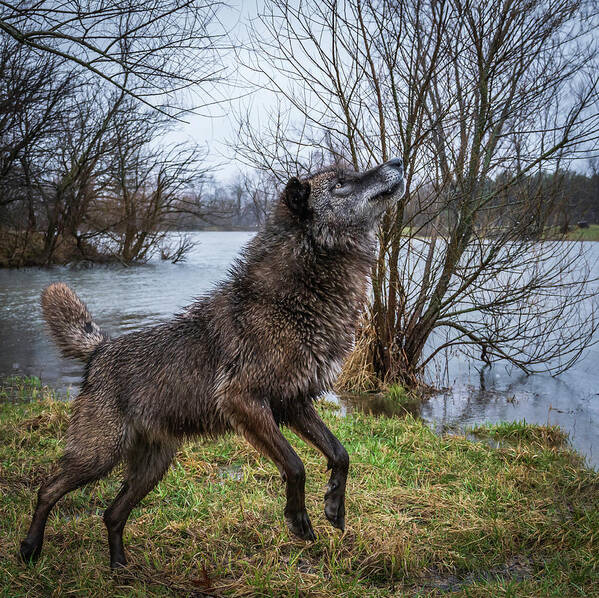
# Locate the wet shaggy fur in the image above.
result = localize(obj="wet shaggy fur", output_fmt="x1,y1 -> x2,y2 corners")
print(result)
20,159 -> 405,569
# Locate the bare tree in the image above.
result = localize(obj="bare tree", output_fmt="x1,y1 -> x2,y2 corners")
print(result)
0,0 -> 227,266
0,40 -> 75,209
236,0 -> 599,389
33,84 -> 134,264
0,0 -> 226,116
88,100 -> 212,264
0,48 -> 214,266
0,36 -> 88,265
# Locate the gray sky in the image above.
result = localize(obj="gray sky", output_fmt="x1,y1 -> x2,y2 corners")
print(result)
165,1 -> 269,185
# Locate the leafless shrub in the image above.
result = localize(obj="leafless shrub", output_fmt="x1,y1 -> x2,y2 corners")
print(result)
159,234 -> 196,264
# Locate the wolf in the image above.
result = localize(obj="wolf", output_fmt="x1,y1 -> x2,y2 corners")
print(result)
20,158 -> 404,569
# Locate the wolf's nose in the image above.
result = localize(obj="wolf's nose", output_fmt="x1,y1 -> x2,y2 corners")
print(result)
386,157 -> 403,169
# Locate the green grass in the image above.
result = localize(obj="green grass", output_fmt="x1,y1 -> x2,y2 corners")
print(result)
0,376 -> 57,403
0,378 -> 598,597
564,224 -> 599,241
544,224 -> 599,242
469,420 -> 569,448
385,384 -> 421,411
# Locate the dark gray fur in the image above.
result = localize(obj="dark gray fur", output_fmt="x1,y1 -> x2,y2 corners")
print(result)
20,159 -> 405,569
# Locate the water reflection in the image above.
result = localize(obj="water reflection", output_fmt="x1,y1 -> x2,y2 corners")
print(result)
336,392 -> 420,418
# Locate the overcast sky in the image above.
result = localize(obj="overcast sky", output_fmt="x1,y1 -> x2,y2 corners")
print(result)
165,1 -> 269,185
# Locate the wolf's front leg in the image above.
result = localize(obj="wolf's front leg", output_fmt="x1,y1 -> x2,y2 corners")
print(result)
290,403 -> 349,532
227,396 -> 316,541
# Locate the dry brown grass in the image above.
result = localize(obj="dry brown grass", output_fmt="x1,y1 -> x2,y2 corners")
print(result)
335,319 -> 381,393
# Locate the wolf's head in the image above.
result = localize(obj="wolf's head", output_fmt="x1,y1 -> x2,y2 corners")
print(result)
273,158 -> 405,250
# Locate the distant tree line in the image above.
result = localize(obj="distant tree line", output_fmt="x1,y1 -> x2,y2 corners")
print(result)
404,166 -> 599,239
548,164 -> 599,231
178,171 -> 278,232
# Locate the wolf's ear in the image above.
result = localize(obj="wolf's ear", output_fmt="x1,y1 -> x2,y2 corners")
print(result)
283,177 -> 312,219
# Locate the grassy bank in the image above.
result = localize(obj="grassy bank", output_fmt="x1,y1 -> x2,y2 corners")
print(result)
544,224 -> 599,242
0,378 -> 597,597
564,224 -> 599,241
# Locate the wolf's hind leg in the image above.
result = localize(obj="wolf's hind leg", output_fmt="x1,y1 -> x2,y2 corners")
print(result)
103,439 -> 177,569
290,403 -> 349,532
20,399 -> 122,564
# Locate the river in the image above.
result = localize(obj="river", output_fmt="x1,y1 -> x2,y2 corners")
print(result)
1,231 -> 597,467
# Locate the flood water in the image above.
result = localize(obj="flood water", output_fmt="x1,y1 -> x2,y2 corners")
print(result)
1,231 -> 598,467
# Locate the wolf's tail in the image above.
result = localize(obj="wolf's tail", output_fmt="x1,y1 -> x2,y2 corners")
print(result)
41,283 -> 108,362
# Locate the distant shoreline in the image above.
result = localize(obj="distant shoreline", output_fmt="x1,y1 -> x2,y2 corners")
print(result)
2,226 -> 597,269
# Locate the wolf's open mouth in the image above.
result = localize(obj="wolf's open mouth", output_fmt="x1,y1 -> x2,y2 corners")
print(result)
371,179 -> 404,202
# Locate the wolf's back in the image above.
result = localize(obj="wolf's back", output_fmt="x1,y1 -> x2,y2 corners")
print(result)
41,283 -> 107,362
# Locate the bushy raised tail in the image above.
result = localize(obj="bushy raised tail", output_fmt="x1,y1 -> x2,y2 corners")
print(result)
41,283 -> 108,361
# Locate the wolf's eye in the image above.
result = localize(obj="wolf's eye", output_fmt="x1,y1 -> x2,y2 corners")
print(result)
335,182 -> 343,189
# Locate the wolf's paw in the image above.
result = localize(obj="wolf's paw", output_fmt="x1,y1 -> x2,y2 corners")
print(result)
110,556 -> 128,570
20,539 -> 42,564
108,544 -> 128,570
324,487 -> 346,532
285,509 -> 316,542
